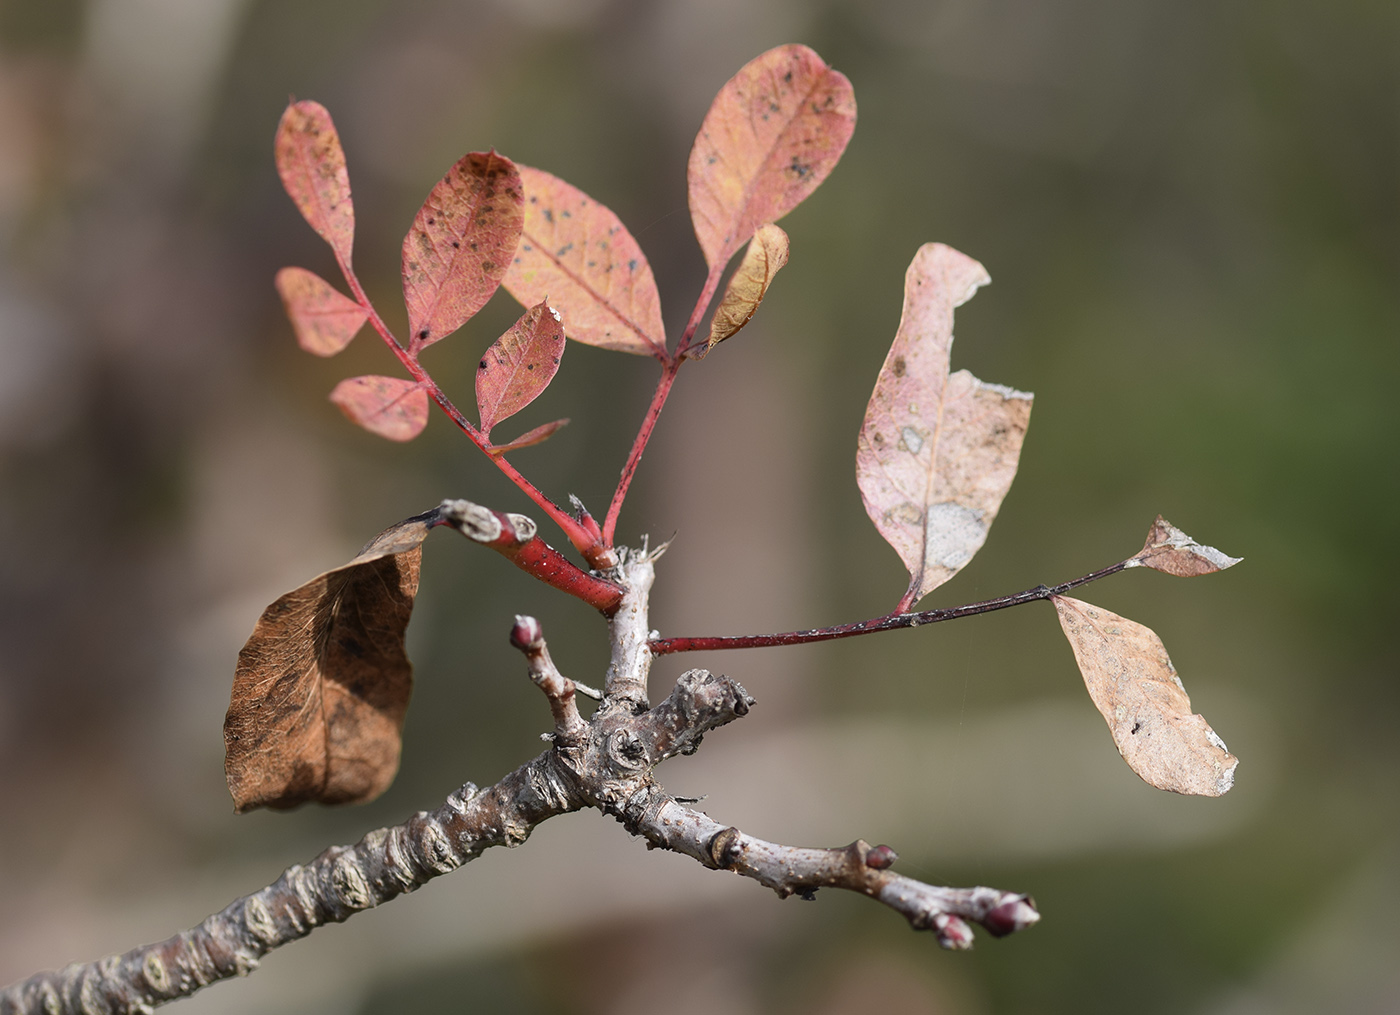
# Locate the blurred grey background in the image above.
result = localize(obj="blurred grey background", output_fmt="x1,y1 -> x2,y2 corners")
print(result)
0,1 -> 1396,1012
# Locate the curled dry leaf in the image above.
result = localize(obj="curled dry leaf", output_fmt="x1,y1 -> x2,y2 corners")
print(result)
1128,515 -> 1242,576
1052,595 -> 1238,797
275,266 -> 367,356
330,375 -> 429,442
688,43 -> 856,271
697,223 -> 789,356
856,243 -> 1033,607
402,151 -> 524,349
475,300 -> 566,438
487,417 -> 570,456
225,510 -> 440,811
275,100 -> 355,266
504,166 -> 665,357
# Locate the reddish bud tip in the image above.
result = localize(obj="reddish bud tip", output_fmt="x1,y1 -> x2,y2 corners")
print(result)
981,894 -> 1039,938
510,615 -> 543,651
932,913 -> 974,950
865,845 -> 898,869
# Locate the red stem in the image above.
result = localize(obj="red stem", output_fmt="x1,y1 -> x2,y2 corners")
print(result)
648,561 -> 1130,655
338,261 -> 598,556
602,263 -> 726,546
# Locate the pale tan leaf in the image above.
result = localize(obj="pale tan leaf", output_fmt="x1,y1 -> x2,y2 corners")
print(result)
700,223 -> 789,353
856,243 -> 1032,606
1128,515 -> 1242,576
1053,595 -> 1238,797
224,511 -> 438,811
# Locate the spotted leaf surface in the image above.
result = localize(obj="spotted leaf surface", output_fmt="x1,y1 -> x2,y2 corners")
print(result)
402,151 -> 523,349
856,244 -> 1032,607
688,44 -> 855,270
504,166 -> 664,356
275,100 -> 355,266
476,300 -> 565,437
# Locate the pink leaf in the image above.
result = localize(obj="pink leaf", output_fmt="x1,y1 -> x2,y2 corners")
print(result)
275,101 -> 355,266
487,417 -> 570,456
1053,595 -> 1238,796
329,376 -> 429,442
476,300 -> 566,438
856,244 -> 1033,607
275,267 -> 367,356
688,44 -> 856,271
402,151 -> 524,350
503,166 -> 665,357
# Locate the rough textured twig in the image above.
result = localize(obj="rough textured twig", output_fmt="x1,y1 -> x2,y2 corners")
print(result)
3,544 -> 1038,1014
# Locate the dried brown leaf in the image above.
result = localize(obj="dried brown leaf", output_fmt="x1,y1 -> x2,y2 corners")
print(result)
688,44 -> 856,270
329,375 -> 429,442
1128,515 -> 1242,576
856,244 -> 1033,606
475,300 -> 565,437
402,151 -> 524,349
224,511 -> 439,811
275,266 -> 367,356
700,223 -> 789,354
1053,595 -> 1238,796
504,166 -> 665,357
275,100 -> 355,266
487,417 -> 570,456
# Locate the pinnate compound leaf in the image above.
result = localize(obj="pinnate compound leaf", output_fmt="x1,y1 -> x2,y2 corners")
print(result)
275,100 -> 355,265
1128,515 -> 1242,576
476,300 -> 566,437
225,510 -> 440,811
856,244 -> 1033,606
688,44 -> 855,271
487,417 -> 570,456
275,266 -> 367,356
504,166 -> 664,357
330,375 -> 429,442
698,223 -> 789,355
1052,595 -> 1238,796
402,151 -> 524,349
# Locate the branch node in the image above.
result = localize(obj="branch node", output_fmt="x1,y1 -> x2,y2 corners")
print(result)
865,844 -> 898,870
707,826 -> 742,869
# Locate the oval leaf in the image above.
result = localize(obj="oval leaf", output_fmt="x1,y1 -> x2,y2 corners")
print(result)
504,166 -> 665,357
224,510 -> 439,811
475,300 -> 566,437
688,44 -> 856,271
856,244 -> 1033,606
1128,515 -> 1242,576
487,417 -> 570,456
1052,595 -> 1238,797
275,100 -> 355,266
402,150 -> 524,349
700,222 -> 789,354
275,266 -> 367,356
330,375 -> 429,442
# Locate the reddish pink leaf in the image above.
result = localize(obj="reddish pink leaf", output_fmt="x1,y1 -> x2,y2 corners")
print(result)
402,151 -> 524,350
275,266 -> 367,356
688,44 -> 856,271
225,511 -> 435,810
1128,516 -> 1242,576
487,417 -> 570,456
330,375 -> 429,442
476,300 -> 566,437
504,166 -> 665,357
856,244 -> 1033,606
275,101 -> 355,266
1053,595 -> 1238,796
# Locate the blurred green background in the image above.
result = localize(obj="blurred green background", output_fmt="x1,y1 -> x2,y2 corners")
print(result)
0,1 -> 1395,1012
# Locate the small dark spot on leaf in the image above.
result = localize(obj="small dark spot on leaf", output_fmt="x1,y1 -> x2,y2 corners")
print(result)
426,217 -> 435,225
419,329 -> 429,339
479,360 -> 487,369
526,363 -> 535,371
543,209 -> 553,224
1131,721 -> 1142,734
892,356 -> 906,377
452,241 -> 460,248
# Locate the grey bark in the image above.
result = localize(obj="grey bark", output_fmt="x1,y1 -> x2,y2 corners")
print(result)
2,544 -> 1037,1015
